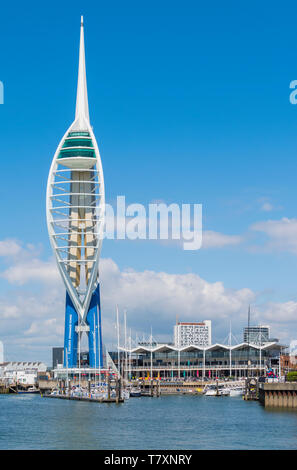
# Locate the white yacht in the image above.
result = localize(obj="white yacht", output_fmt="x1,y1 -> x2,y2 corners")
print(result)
17,386 -> 40,394
130,387 -> 142,397
229,387 -> 244,397
204,384 -> 230,396
204,385 -> 217,396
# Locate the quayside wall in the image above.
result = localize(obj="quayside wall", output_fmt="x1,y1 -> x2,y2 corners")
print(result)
259,383 -> 297,407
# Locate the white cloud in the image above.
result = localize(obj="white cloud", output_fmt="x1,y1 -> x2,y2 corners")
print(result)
0,239 -> 295,363
202,230 -> 243,249
100,258 -> 253,319
261,301 -> 297,324
0,240 -> 22,257
249,301 -> 297,344
100,257 -> 256,344
257,197 -> 282,213
260,202 -> 274,212
0,251 -> 256,362
0,303 -> 20,319
1,257 -> 60,286
24,318 -> 64,337
250,217 -> 297,254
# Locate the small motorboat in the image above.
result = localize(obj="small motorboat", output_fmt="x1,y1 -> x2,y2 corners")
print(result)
130,387 -> 141,397
219,387 -> 230,396
18,386 -> 40,394
229,387 -> 244,397
204,385 -> 230,396
204,385 -> 217,396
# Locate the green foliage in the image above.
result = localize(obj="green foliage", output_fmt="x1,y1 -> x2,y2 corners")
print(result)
286,371 -> 297,382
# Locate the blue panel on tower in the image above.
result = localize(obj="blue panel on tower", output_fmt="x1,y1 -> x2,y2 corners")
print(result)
63,292 -> 78,368
87,284 -> 103,368
63,284 -> 103,369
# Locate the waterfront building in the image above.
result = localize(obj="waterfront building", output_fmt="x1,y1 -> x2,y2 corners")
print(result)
53,350 -> 118,381
243,325 -> 271,345
174,321 -> 211,347
118,341 -> 284,379
0,362 -> 47,385
280,354 -> 297,375
46,17 -> 105,370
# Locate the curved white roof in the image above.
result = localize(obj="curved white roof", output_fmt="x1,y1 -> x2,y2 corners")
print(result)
120,341 -> 284,354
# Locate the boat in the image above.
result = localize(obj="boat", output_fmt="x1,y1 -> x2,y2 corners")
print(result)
18,386 -> 40,394
204,384 -> 230,396
204,385 -> 217,396
130,387 -> 141,397
229,387 -> 244,397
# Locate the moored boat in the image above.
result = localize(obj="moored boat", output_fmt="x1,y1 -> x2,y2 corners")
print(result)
204,384 -> 230,396
204,385 -> 217,396
219,387 -> 230,396
229,387 -> 244,397
18,386 -> 40,394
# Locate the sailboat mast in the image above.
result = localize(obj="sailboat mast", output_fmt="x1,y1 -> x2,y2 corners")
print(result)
116,305 -> 120,379
247,305 -> 251,377
97,298 -> 101,386
229,320 -> 232,377
124,310 -> 127,383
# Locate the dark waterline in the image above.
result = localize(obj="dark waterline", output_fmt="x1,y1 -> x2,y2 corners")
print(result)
0,394 -> 297,450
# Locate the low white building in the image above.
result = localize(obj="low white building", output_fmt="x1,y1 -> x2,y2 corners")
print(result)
0,362 -> 47,385
174,321 -> 212,347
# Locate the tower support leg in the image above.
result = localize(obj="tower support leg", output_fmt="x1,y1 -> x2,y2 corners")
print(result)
87,284 -> 103,368
63,292 -> 78,368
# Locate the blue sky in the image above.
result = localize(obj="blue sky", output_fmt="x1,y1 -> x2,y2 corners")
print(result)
1,1 -> 297,362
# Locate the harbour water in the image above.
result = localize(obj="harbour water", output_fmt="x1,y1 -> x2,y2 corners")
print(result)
0,394 -> 297,450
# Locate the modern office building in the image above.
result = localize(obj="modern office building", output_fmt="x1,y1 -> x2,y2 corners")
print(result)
52,347 -> 64,369
243,325 -> 270,345
46,18 -> 105,369
174,321 -> 211,347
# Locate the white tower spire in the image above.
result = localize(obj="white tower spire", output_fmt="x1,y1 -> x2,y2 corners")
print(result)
46,17 -> 105,323
75,15 -> 90,126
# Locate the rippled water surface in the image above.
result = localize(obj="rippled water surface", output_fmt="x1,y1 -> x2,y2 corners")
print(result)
0,394 -> 297,449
